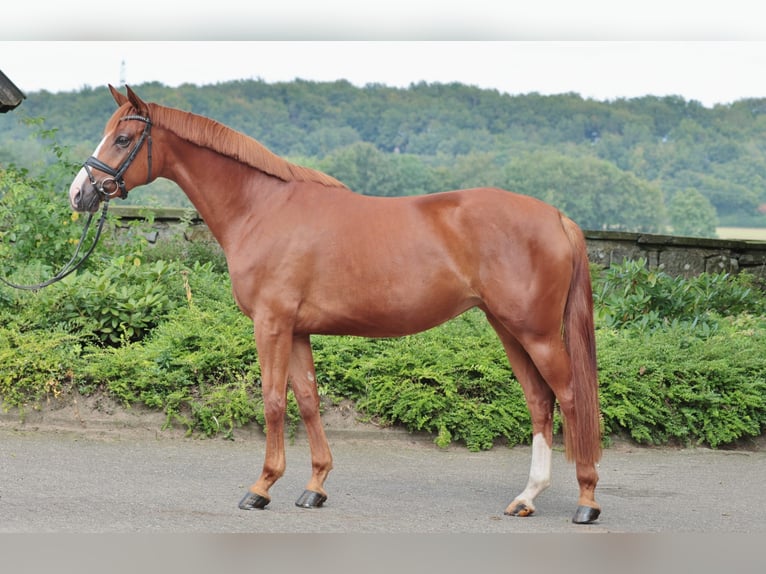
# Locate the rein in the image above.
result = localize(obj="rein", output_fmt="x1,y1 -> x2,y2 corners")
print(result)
0,200 -> 110,291
0,114 -> 153,292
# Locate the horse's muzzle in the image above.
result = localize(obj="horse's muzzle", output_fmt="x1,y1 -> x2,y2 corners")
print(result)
69,169 -> 102,213
69,184 -> 101,213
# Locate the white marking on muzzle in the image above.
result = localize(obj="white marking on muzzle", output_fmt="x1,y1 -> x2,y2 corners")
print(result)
69,136 -> 107,209
68,168 -> 89,209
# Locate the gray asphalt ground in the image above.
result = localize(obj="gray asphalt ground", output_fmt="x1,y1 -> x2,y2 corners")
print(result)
0,413 -> 763,534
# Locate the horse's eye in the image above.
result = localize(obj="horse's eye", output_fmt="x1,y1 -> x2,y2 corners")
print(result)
115,135 -> 131,148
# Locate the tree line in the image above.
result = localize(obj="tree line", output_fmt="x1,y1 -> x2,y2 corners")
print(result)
2,79 -> 765,235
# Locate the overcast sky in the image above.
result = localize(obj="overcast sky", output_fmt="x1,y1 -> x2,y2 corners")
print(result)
3,41 -> 765,108
1,3 -> 765,108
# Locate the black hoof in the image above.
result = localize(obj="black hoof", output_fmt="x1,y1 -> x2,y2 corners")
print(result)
572,505 -> 601,524
238,491 -> 270,510
295,490 -> 327,508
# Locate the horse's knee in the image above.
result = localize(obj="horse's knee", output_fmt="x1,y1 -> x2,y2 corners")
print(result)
262,395 -> 287,422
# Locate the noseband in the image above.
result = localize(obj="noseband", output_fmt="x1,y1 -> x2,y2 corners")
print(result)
82,114 -> 153,200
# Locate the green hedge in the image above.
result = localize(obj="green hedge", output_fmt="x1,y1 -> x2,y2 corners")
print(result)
597,315 -> 766,447
2,163 -> 765,449
2,289 -> 764,450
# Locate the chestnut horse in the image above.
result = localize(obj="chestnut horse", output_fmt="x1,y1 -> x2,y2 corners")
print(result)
69,86 -> 602,524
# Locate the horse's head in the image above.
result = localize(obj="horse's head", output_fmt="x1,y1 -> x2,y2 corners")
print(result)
69,85 -> 154,212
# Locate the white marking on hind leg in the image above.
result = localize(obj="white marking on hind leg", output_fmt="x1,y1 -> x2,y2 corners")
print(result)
507,433 -> 552,514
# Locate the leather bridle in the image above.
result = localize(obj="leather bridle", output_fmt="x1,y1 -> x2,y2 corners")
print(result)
82,114 -> 153,200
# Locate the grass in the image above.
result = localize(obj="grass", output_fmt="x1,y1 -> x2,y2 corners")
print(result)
716,227 -> 766,241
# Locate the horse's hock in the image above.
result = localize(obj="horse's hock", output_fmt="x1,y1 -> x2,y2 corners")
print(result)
112,206 -> 766,280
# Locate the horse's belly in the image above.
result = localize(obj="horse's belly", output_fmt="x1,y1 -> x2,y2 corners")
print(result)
295,282 -> 479,337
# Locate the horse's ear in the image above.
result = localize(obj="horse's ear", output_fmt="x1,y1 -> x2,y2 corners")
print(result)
125,85 -> 150,116
109,84 -> 129,107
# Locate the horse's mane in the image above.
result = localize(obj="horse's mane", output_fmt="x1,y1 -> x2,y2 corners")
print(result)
143,103 -> 348,189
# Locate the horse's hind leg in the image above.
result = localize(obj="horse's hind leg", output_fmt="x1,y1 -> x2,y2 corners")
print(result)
519,333 -> 601,524
288,335 -> 333,508
486,314 -> 556,519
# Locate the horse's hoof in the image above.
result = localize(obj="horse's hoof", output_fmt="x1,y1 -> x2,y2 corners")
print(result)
238,491 -> 270,510
504,502 -> 535,517
572,505 -> 601,524
295,490 -> 327,508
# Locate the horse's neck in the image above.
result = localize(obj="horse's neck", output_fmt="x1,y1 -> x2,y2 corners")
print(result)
161,140 -> 283,251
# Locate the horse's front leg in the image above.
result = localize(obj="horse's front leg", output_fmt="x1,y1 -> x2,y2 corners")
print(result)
239,321 -> 293,510
289,335 -> 333,508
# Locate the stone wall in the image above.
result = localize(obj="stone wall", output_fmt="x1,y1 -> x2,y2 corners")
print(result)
112,206 -> 766,280
584,230 -> 766,279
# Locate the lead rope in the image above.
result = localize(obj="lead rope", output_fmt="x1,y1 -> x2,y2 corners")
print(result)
0,200 -> 110,291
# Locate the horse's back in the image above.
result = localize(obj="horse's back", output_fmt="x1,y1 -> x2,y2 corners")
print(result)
343,186 -> 567,246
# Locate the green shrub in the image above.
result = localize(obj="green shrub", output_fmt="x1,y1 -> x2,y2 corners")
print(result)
312,304 -> 766,450
314,310 -> 533,451
75,301 -> 266,434
142,231 -> 228,274
8,256 -> 187,345
0,325 -> 82,413
597,315 -> 766,447
163,377 -> 264,440
593,258 -> 764,331
77,296 -> 302,440
0,166 -> 89,273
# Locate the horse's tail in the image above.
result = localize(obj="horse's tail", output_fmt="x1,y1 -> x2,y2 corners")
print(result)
560,215 -> 602,465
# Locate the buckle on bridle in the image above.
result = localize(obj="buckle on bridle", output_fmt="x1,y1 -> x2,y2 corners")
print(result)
83,162 -> 125,200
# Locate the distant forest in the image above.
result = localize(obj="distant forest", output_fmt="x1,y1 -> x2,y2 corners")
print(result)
2,79 -> 766,236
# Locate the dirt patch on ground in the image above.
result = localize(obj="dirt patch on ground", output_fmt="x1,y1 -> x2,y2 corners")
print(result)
0,391 -> 416,443
2,391 -> 763,451
0,392 -> 177,440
